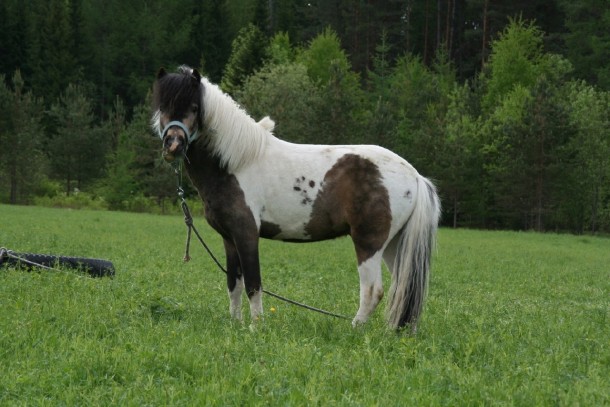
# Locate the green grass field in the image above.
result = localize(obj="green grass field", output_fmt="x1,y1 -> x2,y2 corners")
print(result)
1,204 -> 608,405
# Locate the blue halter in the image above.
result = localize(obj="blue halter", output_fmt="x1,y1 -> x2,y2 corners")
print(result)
160,120 -> 200,146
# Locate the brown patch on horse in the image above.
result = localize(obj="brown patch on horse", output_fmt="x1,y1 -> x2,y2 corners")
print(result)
305,154 -> 392,264
260,221 -> 282,239
198,176 -> 259,255
184,148 -> 262,296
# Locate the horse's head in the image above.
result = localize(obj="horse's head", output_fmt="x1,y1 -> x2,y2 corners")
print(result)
152,66 -> 203,162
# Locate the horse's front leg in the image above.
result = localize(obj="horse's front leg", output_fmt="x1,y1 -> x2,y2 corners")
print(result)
224,239 -> 244,321
235,237 -> 263,324
225,233 -> 263,324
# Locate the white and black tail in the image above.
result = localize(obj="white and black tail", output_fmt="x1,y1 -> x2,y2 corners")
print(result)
387,175 -> 441,330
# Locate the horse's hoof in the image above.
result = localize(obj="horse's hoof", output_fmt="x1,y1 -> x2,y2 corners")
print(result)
351,317 -> 367,328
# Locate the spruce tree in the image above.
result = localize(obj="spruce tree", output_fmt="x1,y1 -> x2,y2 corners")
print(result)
221,24 -> 267,95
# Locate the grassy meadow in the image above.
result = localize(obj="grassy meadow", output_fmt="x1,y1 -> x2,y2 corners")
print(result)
1,204 -> 608,405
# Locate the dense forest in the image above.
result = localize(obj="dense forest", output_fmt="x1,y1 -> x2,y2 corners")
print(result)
0,0 -> 608,233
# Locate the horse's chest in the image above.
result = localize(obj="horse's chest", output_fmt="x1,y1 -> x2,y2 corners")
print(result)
192,170 -> 259,240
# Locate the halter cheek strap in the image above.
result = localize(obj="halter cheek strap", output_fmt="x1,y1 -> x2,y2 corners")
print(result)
160,120 -> 200,145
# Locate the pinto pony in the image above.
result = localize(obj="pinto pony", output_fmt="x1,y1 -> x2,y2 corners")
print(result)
152,66 -> 440,330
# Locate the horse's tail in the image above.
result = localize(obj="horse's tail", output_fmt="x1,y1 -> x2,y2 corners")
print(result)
387,175 -> 441,330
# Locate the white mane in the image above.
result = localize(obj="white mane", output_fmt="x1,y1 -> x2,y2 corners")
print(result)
151,110 -> 162,137
200,77 -> 274,173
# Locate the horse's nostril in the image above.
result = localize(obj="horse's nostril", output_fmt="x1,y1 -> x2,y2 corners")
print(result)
164,136 -> 183,155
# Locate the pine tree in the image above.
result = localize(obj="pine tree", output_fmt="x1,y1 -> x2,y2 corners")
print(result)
298,27 -> 365,144
561,82 -> 610,232
238,63 -> 322,144
35,0 -> 78,102
47,84 -> 108,194
561,0 -> 610,90
367,30 -> 398,149
221,24 -> 268,95
0,71 -> 46,204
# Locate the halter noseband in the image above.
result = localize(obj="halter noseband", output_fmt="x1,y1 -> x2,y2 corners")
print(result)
160,120 -> 200,146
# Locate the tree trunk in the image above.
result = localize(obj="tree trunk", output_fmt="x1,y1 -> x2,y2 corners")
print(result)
67,172 -> 71,196
436,0 -> 442,50
591,181 -> 599,233
481,0 -> 489,69
447,0 -> 457,55
423,0 -> 430,63
535,106 -> 546,232
453,195 -> 458,228
445,0 -> 451,51
9,163 -> 17,204
268,0 -> 274,33
405,0 -> 412,50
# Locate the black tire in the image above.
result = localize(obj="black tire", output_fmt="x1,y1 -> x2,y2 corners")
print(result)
0,249 -> 115,278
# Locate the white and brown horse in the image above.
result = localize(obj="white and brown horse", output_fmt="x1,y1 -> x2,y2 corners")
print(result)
152,66 -> 440,330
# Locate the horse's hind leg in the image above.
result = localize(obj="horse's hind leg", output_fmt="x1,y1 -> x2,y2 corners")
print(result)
382,233 -> 399,273
352,250 -> 384,327
224,239 -> 244,321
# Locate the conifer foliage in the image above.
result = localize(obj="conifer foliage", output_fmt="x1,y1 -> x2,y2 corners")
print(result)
0,0 -> 608,232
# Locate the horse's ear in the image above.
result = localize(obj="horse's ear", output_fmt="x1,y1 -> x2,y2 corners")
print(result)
157,67 -> 167,79
192,69 -> 201,83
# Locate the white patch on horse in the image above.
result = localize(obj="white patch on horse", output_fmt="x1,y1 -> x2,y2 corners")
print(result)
235,139 -> 341,241
228,276 -> 244,321
248,289 -> 263,323
353,251 -> 385,326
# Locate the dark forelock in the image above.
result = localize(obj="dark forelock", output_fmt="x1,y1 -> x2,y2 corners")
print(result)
152,68 -> 202,119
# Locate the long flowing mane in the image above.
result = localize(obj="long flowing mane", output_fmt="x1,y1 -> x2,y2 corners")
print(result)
199,75 -> 274,173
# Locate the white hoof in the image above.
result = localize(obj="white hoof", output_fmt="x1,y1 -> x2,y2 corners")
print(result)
351,316 -> 368,328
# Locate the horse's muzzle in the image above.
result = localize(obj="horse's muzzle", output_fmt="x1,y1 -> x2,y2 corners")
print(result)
163,134 -> 185,162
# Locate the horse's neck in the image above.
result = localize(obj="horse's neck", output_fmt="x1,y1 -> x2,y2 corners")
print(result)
184,142 -> 227,197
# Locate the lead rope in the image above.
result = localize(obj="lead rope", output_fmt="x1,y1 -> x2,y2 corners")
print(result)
172,163 -> 350,320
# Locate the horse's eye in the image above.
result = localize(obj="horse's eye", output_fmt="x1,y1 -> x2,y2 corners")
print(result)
191,104 -> 198,113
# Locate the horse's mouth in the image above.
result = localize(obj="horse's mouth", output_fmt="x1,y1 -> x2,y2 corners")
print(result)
162,135 -> 186,162
162,150 -> 177,162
